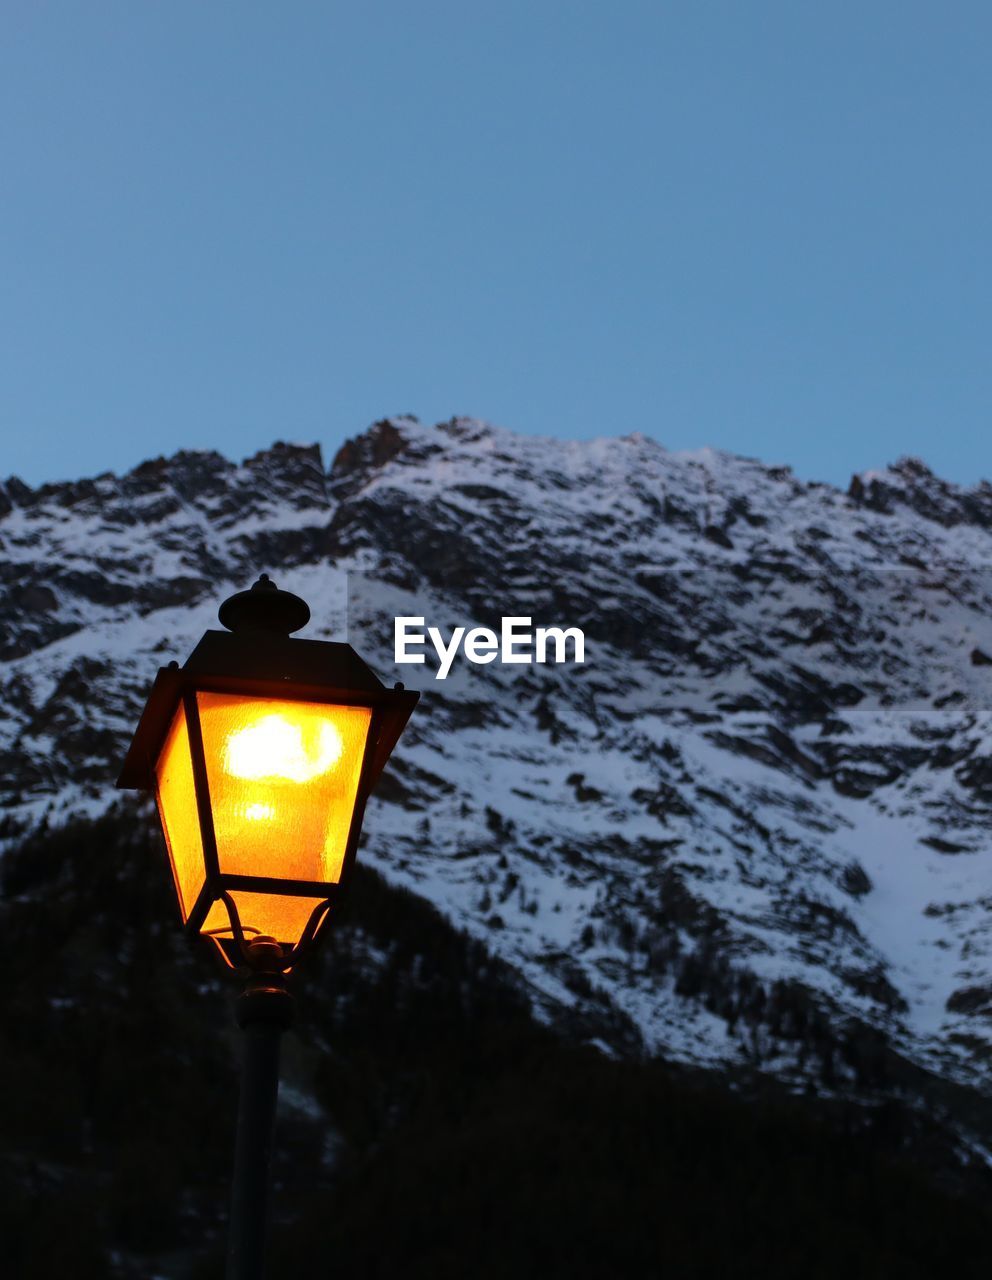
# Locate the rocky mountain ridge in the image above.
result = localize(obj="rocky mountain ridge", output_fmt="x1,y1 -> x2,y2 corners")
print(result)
4,416 -> 992,1122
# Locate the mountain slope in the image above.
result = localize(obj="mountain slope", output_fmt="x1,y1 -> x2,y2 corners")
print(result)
6,810 -> 991,1280
4,416 -> 992,1107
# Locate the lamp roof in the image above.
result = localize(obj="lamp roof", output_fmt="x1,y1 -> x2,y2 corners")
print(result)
117,579 -> 417,792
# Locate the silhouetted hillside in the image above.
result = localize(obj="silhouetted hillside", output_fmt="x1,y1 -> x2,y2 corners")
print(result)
3,809 -> 992,1278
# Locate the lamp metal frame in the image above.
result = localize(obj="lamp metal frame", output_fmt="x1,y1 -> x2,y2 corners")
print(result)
118,624 -> 418,967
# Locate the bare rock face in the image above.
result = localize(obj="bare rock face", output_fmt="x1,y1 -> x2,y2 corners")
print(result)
848,456 -> 992,530
330,417 -> 412,498
0,440 -> 332,661
4,415 -> 992,1121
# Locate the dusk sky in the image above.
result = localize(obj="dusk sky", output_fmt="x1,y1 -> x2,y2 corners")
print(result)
2,1 -> 990,489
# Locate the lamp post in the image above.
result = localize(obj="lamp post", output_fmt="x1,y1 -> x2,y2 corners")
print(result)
117,574 -> 418,1280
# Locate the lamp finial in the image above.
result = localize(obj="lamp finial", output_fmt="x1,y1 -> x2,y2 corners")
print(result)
218,575 -> 311,635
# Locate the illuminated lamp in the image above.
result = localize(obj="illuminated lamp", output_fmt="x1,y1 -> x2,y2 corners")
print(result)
117,573 -> 418,968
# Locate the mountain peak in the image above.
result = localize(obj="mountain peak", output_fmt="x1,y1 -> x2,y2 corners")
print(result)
330,418 -> 415,498
848,455 -> 992,529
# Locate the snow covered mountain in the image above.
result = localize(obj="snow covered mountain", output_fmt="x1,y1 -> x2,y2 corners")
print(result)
5,415 -> 992,1109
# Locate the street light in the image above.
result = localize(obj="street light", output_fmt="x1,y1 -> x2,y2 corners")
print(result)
117,574 -> 418,1280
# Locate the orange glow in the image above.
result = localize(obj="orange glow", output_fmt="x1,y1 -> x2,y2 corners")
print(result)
201,891 -> 329,950
243,801 -> 276,822
154,703 -> 205,921
224,713 -> 344,783
197,692 -> 372,886
151,692 -> 371,949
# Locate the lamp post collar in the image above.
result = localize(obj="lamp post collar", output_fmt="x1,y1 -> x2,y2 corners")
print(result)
236,937 -> 296,1030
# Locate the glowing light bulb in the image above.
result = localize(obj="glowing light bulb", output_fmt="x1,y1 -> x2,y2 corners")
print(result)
244,802 -> 275,821
224,713 -> 344,783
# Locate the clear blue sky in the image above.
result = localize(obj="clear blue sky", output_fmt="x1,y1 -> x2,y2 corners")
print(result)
2,1 -> 990,489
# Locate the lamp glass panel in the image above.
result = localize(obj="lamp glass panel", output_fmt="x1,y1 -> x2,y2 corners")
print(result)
154,702 -> 206,921
201,891 -> 329,949
196,692 -> 373,884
